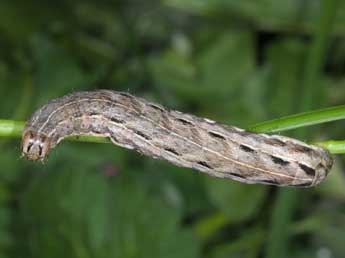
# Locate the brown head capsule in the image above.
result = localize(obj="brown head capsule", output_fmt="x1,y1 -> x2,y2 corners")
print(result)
21,131 -> 51,160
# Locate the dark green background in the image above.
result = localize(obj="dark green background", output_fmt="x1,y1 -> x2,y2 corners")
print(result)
0,1 -> 344,258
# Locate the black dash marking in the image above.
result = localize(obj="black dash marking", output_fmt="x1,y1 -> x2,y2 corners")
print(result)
38,145 -> 43,156
197,161 -> 212,169
119,92 -> 132,98
228,173 -> 246,179
164,147 -> 181,156
177,118 -> 193,125
299,164 -> 316,177
294,145 -> 313,153
208,131 -> 226,140
239,144 -> 255,153
26,142 -> 33,153
110,117 -> 124,124
134,130 -> 151,140
265,138 -> 286,147
271,156 -> 290,166
258,179 -> 278,185
295,182 -> 312,187
148,104 -> 165,112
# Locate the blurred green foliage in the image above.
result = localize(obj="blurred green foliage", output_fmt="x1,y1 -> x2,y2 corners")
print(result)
0,0 -> 344,258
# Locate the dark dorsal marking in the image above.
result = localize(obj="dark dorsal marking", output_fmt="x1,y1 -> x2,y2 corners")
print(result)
271,156 -> 289,166
197,161 -> 212,169
119,92 -> 132,98
176,118 -> 193,126
164,147 -> 181,156
134,130 -> 151,140
294,145 -> 313,153
299,164 -> 316,177
264,138 -> 286,147
240,144 -> 255,153
208,131 -> 226,140
148,104 -> 165,112
110,117 -> 124,124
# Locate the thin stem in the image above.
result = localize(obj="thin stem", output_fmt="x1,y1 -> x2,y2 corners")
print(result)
314,140 -> 345,154
0,119 -> 112,144
0,120 -> 25,137
249,104 -> 345,133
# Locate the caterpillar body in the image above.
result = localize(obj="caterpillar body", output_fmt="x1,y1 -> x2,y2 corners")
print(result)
21,90 -> 333,187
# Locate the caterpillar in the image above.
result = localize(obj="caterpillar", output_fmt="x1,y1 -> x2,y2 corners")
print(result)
21,90 -> 333,187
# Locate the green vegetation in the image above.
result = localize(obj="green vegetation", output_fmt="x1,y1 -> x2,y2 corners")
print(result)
0,1 -> 344,258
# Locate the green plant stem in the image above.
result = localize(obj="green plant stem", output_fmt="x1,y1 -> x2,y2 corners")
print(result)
314,140 -> 345,154
249,104 -> 345,133
0,119 -> 111,144
0,120 -> 25,137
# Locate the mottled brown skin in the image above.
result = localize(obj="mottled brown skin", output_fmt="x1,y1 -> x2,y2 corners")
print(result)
21,90 -> 333,187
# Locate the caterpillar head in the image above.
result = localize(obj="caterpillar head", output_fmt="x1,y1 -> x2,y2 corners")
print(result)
21,131 -> 51,161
